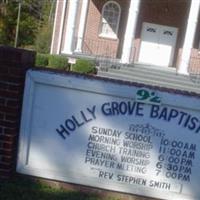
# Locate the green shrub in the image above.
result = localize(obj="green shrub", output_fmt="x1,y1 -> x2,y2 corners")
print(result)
35,25 -> 52,54
72,59 -> 96,74
35,53 -> 49,67
48,55 -> 69,70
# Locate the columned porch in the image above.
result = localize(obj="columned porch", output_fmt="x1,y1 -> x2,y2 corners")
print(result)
51,0 -> 200,76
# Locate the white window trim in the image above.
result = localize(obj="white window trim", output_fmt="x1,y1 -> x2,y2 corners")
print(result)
99,33 -> 118,39
99,1 -> 121,39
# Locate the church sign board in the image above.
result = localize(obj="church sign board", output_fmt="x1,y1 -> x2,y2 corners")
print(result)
17,69 -> 200,200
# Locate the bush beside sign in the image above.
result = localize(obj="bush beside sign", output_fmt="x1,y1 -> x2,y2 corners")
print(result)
17,69 -> 200,200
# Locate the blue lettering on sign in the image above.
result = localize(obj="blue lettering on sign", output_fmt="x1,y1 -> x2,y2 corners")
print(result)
150,105 -> 200,134
56,106 -> 96,139
56,101 -> 200,139
101,101 -> 144,117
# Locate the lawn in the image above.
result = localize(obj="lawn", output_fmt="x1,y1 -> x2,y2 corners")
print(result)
0,176 -> 120,200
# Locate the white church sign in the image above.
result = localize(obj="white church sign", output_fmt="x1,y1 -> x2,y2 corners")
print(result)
17,69 -> 200,200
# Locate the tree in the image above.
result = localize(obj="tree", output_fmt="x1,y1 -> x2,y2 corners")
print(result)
0,2 -> 7,43
0,0 -> 55,51
34,0 -> 55,53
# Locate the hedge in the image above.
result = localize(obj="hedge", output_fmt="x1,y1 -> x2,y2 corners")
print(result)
35,55 -> 96,74
48,55 -> 69,70
72,59 -> 96,74
35,53 -> 69,70
35,53 -> 49,67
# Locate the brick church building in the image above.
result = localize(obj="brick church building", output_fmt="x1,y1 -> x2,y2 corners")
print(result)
51,0 -> 200,75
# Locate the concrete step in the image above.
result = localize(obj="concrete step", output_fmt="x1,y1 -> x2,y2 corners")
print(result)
107,68 -> 195,87
98,71 -> 200,94
117,66 -> 177,77
131,62 -> 177,72
110,64 -> 190,81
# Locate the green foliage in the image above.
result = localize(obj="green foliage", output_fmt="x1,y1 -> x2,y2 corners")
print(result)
35,25 -> 53,53
0,176 -> 120,200
35,54 -> 69,70
34,1 -> 55,53
35,53 -> 49,67
18,13 -> 38,46
0,2 -> 17,45
48,55 -> 69,70
0,0 -> 55,51
72,59 -> 96,74
0,1 -> 39,46
0,3 -> 7,43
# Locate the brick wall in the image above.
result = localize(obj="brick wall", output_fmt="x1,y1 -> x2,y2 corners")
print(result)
0,46 -> 35,178
83,0 -> 130,59
80,0 -> 190,64
189,49 -> 200,74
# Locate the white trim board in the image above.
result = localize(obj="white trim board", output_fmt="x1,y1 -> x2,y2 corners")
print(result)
17,69 -> 200,200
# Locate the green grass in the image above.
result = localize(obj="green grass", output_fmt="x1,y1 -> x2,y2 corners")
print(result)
0,176 -> 120,200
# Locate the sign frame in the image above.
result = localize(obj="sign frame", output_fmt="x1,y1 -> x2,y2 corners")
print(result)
17,69 -> 200,200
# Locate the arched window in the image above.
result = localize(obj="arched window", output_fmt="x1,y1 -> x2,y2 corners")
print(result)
100,1 -> 121,39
